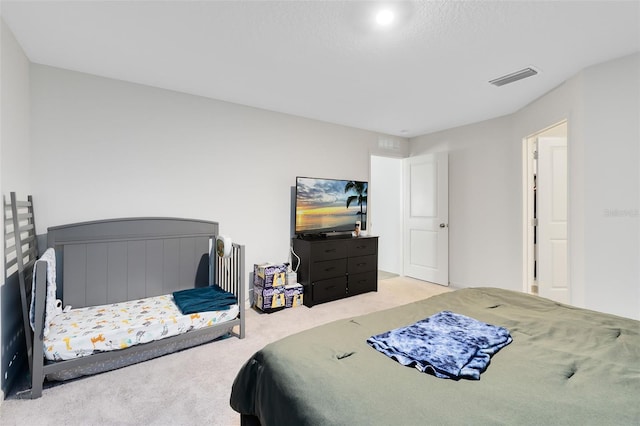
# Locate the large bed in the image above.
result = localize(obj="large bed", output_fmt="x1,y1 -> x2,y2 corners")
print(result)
230,287 -> 640,425
6,193 -> 245,398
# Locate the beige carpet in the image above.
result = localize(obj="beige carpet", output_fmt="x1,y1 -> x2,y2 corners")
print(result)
377,270 -> 399,280
0,277 -> 449,426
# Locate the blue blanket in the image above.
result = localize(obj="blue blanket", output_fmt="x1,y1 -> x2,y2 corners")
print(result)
172,285 -> 237,315
367,311 -> 512,380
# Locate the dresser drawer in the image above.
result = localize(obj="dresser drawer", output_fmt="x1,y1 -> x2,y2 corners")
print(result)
347,238 -> 377,257
310,240 -> 348,261
348,271 -> 377,295
311,258 -> 347,281
347,254 -> 377,274
312,276 -> 347,304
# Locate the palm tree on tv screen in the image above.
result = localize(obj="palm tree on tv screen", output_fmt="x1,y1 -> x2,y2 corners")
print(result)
345,181 -> 367,223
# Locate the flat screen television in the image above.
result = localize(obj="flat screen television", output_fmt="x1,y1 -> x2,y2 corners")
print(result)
295,176 -> 367,236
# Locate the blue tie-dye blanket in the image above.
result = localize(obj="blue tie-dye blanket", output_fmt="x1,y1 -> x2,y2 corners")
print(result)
367,311 -> 512,380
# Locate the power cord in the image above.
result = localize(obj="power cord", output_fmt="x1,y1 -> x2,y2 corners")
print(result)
289,244 -> 300,273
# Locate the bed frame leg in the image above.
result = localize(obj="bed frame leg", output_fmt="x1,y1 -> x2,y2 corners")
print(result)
240,414 -> 261,426
30,382 -> 43,399
238,244 -> 246,339
240,313 -> 246,339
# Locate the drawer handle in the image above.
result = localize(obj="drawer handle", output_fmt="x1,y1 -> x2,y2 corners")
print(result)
325,248 -> 336,253
324,267 -> 336,272
326,285 -> 336,290
356,245 -> 366,249
356,262 -> 367,267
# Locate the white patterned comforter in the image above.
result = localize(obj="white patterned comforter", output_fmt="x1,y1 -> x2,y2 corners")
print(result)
44,294 -> 239,361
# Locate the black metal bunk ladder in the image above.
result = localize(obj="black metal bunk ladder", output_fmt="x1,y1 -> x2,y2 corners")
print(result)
4,192 -> 39,380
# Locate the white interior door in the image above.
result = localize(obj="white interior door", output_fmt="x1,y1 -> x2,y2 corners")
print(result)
403,153 -> 448,285
537,136 -> 569,303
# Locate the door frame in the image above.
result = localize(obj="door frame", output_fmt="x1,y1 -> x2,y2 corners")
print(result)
369,152 -> 449,283
522,135 -> 537,294
522,120 -> 568,295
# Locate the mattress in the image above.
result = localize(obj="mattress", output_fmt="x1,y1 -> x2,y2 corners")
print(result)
231,287 -> 640,425
44,294 -> 239,361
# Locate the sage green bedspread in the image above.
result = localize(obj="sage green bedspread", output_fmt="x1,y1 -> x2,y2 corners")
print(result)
230,288 -> 640,425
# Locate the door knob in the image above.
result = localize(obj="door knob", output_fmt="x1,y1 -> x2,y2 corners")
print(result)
439,223 -> 447,228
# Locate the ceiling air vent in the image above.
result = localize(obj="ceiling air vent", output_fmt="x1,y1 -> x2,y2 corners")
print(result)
489,67 -> 538,87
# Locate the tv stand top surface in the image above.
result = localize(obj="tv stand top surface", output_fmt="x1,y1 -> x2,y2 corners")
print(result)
296,233 -> 373,241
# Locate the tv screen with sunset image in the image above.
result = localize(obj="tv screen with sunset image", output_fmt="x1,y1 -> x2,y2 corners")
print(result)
295,177 -> 368,235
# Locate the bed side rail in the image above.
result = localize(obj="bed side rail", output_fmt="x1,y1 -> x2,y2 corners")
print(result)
29,259 -> 48,398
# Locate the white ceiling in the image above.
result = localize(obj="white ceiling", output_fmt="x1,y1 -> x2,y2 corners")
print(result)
1,1 -> 639,137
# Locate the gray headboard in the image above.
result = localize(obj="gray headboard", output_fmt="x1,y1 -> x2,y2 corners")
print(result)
47,217 -> 218,309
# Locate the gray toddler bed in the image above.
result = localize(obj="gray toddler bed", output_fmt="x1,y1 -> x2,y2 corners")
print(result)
9,197 -> 245,398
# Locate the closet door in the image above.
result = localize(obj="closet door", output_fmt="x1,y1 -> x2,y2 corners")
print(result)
537,137 -> 568,303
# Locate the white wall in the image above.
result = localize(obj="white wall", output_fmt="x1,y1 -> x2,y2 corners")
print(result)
370,155 -> 402,274
411,52 -> 640,319
0,17 -> 31,400
29,64 -> 409,292
1,18 -> 31,196
581,53 -> 639,318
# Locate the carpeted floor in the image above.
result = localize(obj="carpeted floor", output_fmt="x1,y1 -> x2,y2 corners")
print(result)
0,276 -> 449,426
377,270 -> 399,280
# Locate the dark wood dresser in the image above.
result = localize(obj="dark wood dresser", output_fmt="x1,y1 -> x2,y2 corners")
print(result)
292,236 -> 378,307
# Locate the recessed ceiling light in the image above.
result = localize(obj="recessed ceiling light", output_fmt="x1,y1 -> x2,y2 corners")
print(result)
376,9 -> 394,26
